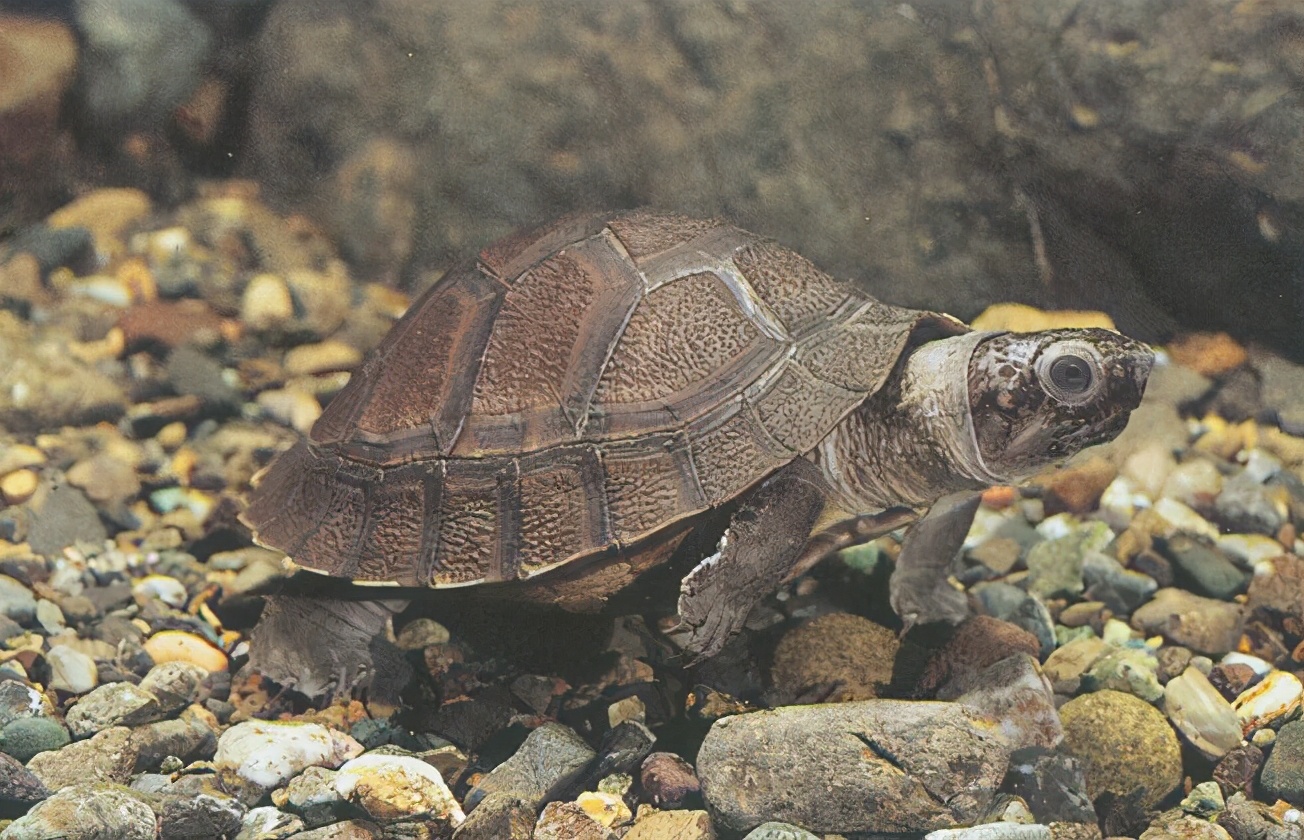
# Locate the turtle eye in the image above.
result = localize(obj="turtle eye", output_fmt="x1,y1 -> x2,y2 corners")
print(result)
1049,354 -> 1093,394
1036,343 -> 1104,404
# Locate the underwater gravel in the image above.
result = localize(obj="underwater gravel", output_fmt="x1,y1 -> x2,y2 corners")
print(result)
0,188 -> 1300,839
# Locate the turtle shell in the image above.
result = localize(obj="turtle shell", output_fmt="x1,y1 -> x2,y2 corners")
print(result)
240,210 -> 964,588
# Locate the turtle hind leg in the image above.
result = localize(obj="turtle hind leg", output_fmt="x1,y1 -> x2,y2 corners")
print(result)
244,594 -> 412,709
671,459 -> 830,664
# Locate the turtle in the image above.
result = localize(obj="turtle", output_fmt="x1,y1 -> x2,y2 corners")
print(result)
238,209 -> 1152,700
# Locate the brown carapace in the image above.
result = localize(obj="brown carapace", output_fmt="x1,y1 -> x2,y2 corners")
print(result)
240,209 -> 1152,698
242,210 -> 962,590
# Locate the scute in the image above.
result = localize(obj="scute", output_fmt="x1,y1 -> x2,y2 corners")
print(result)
241,210 -> 959,589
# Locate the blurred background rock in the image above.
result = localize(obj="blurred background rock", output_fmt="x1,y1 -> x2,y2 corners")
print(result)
2,0 -> 1301,359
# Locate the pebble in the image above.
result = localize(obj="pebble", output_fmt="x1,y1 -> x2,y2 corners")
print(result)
1139,812 -> 1235,840
1163,666 -> 1244,760
533,801 -> 617,840
333,753 -> 465,825
0,782 -> 158,840
0,470 -> 38,506
1059,690 -> 1182,809
918,615 -> 1042,698
144,629 -> 228,672
1131,588 -> 1245,655
954,654 -> 1063,750
450,791 -> 533,839
1002,746 -> 1096,825
1042,635 -> 1108,694
46,643 -> 99,694
1080,646 -> 1164,702
769,612 -> 898,701
463,722 -> 595,810
214,720 -> 364,791
1232,670 -> 1302,733
284,340 -> 363,376
0,750 -> 49,819
1153,498 -> 1222,542
0,717 -> 70,763
971,584 -> 1058,658
1257,720 -> 1304,805
577,790 -> 633,828
624,810 -> 717,839
697,700 -> 1011,834
740,823 -> 820,840
640,752 -> 701,810
1216,533 -> 1287,568
393,617 -> 451,651
1182,781 -> 1227,818
0,575 -> 36,626
65,682 -> 164,738
26,725 -> 137,791
131,574 -> 188,608
1213,744 -> 1265,799
256,386 -> 323,434
242,273 -> 296,329
1159,535 -> 1249,600
925,826 -> 1052,840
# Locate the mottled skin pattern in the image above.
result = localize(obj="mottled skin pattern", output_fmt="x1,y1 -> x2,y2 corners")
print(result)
240,210 -> 1154,699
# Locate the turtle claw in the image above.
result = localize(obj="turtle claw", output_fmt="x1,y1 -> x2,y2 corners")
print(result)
246,594 -> 412,708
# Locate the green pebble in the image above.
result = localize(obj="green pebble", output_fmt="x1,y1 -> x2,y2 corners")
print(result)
0,717 -> 71,763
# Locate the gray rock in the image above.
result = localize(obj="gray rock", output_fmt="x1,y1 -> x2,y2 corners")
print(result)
450,792 -> 533,840
926,826 -> 1052,840
45,644 -> 98,694
742,823 -> 821,840
1002,746 -> 1096,826
0,680 -> 54,728
1158,535 -> 1250,600
26,725 -> 137,791
1140,811 -> 1234,840
129,711 -> 219,773
279,820 -> 382,839
1082,550 -> 1156,615
1163,666 -> 1243,761
1214,473 -> 1286,536
697,700 -> 1011,834
1024,524 -> 1112,600
1080,646 -> 1164,703
139,661 -> 208,713
24,480 -> 108,559
65,682 -> 164,739
973,583 -> 1057,658
155,789 -> 247,840
1260,720 -> 1304,806
1216,793 -> 1303,840
954,654 -> 1063,750
533,800 -> 616,840
0,750 -> 50,819
1,782 -> 157,840
73,0 -> 212,130
464,722 -> 595,810
236,806 -> 306,839
640,752 -> 701,810
1131,588 -> 1245,655
0,717 -> 70,763
0,576 -> 35,626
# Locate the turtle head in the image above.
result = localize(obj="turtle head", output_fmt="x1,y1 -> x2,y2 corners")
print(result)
967,328 -> 1153,480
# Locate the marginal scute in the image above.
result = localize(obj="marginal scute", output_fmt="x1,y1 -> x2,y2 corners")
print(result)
294,477 -> 368,577
353,463 -> 435,585
602,433 -> 706,544
517,446 -> 608,574
434,462 -> 502,585
688,405 -> 788,506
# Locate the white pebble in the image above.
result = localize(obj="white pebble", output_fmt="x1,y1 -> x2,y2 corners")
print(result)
1153,498 -> 1221,542
215,721 -> 364,789
1233,670 -> 1302,733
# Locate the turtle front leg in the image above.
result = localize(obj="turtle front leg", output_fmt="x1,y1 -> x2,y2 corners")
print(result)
888,490 -> 980,631
246,594 -> 413,708
673,459 -> 829,663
